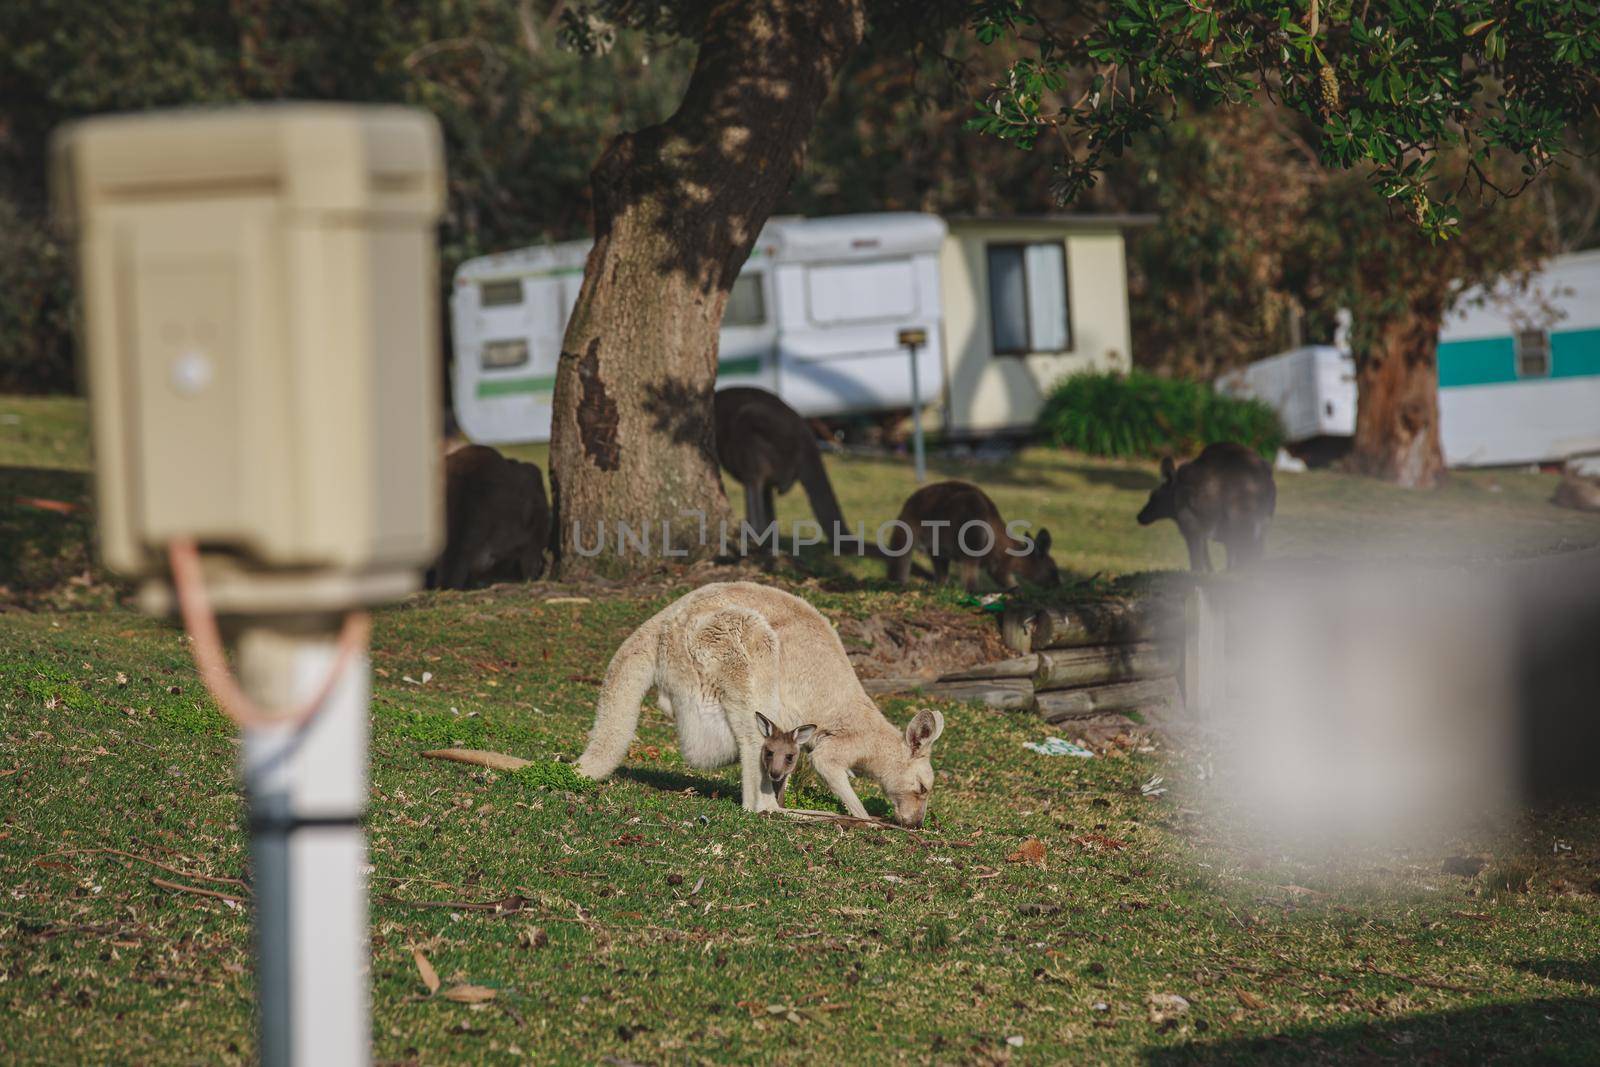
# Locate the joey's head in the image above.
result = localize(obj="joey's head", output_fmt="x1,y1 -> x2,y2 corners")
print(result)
882,708 -> 945,828
1138,457 -> 1179,526
755,712 -> 814,794
1014,527 -> 1060,588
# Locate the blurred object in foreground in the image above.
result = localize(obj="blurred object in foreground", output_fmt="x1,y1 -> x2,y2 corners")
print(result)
1189,549 -> 1600,850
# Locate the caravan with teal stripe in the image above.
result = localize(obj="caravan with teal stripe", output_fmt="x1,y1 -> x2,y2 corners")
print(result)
1436,248 -> 1600,468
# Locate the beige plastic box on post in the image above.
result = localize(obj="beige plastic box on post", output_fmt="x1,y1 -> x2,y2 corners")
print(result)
53,105 -> 446,613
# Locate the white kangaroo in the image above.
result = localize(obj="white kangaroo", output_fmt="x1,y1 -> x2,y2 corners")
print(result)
575,582 -> 945,827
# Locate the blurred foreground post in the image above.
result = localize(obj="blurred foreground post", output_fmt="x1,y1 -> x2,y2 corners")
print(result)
55,105 -> 445,1066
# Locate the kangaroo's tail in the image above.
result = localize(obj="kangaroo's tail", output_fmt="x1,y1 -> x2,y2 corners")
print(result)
576,615 -> 661,779
796,443 -> 847,541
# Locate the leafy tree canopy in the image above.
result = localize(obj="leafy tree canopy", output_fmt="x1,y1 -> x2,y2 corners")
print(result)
969,0 -> 1600,237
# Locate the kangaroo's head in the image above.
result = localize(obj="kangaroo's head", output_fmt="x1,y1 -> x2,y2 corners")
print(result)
1138,457 -> 1179,526
881,708 -> 945,828
1012,527 -> 1060,587
755,712 -> 815,794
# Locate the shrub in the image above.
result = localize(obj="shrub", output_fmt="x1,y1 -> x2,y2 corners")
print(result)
1037,370 -> 1282,460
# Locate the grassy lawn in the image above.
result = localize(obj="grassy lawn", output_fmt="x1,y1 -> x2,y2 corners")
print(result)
4,395 -> 1600,1064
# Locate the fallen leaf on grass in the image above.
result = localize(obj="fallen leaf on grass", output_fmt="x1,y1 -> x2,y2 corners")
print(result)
421,748 -> 531,773
413,947 -> 440,995
1147,992 -> 1190,1025
1235,989 -> 1264,1010
441,984 -> 498,1004
1007,839 -> 1047,866
1070,833 -> 1126,852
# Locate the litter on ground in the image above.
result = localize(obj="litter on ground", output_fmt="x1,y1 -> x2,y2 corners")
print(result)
1023,737 -> 1096,758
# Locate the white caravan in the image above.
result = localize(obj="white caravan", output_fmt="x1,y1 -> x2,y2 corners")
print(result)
1214,345 -> 1357,443
451,213 -> 946,444
1436,248 -> 1600,468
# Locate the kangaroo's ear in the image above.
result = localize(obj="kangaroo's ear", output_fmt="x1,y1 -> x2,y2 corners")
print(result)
1160,456 -> 1176,481
1034,527 -> 1052,553
905,708 -> 945,754
793,724 -> 817,746
755,712 -> 774,739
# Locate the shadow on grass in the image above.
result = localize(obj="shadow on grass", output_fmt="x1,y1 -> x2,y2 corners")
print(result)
1145,996 -> 1600,1065
0,466 -> 122,609
616,765 -> 735,802
1513,957 -> 1600,987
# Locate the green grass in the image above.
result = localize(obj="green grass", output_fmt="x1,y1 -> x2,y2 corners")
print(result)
4,396 -> 1600,1063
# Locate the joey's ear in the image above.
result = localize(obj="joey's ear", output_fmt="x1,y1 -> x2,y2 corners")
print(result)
904,708 -> 945,754
1034,527 -> 1052,553
755,712 -> 774,739
793,724 -> 817,746
1160,456 -> 1176,481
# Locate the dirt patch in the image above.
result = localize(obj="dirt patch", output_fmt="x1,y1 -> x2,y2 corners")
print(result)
836,608 -> 1009,683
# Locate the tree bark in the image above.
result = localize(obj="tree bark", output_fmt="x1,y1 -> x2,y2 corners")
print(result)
1348,293 -> 1448,489
548,0 -> 867,574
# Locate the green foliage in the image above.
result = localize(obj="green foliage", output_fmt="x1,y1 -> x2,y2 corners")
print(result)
970,0 -> 1600,239
503,758 -> 597,794
0,1 -> 694,393
1038,370 -> 1282,459
383,707 -> 491,750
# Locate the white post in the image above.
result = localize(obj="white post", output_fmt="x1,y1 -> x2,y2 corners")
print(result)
906,338 -> 927,484
1182,585 -> 1226,720
237,624 -> 370,1067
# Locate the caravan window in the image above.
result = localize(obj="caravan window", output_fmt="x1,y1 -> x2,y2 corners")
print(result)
987,243 -> 1070,355
481,339 -> 529,370
479,279 -> 523,307
806,260 -> 917,325
1515,328 -> 1551,378
724,273 -> 767,328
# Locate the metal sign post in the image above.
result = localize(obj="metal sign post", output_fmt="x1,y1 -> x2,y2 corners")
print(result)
899,327 -> 929,483
54,105 -> 446,1066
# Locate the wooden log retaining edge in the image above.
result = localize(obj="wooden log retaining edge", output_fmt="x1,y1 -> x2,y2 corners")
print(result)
1033,642 -> 1175,691
1035,677 -> 1180,722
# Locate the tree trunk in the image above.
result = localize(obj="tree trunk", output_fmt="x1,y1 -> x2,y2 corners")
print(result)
1348,294 -> 1448,489
548,0 -> 866,575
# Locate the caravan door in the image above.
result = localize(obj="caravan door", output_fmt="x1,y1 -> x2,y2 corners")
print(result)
713,268 -> 780,394
451,247 -> 583,444
774,250 -> 944,417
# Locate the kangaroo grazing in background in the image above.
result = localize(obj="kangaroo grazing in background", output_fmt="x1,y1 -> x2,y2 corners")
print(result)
429,444 -> 550,590
756,711 -> 815,807
714,387 -> 848,540
575,582 -> 946,826
1137,441 -> 1276,572
886,480 -> 1060,593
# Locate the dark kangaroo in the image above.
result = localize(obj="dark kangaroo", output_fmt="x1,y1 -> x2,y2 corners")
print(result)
429,444 -> 550,590
886,480 -> 1059,593
714,387 -> 846,540
1137,441 -> 1276,572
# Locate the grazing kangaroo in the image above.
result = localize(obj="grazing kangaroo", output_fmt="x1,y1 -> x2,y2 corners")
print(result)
575,582 -> 945,826
1137,441 -> 1276,572
756,711 -> 815,807
430,444 -> 550,590
714,387 -> 847,540
886,480 -> 1059,593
